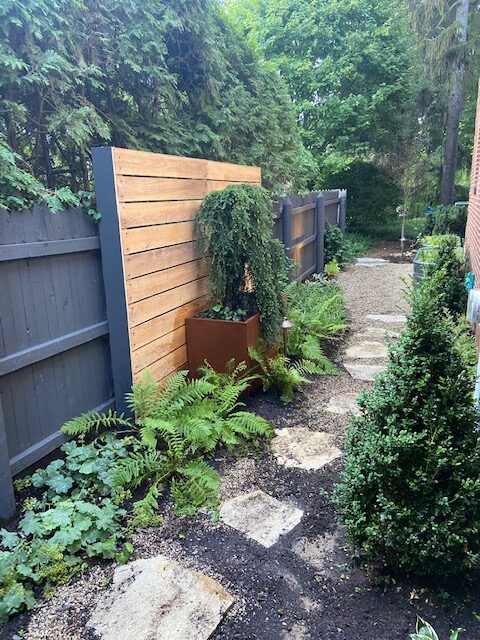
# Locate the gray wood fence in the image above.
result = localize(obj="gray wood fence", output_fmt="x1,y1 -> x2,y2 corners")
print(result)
0,206 -> 114,518
273,189 -> 346,280
0,188 -> 346,520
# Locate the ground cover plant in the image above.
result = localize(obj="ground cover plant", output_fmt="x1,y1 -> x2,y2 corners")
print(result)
0,365 -> 272,621
194,183 -> 290,343
324,226 -> 373,265
334,273 -> 480,577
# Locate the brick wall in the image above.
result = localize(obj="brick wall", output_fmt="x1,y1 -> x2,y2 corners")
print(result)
465,81 -> 480,344
466,81 -> 480,280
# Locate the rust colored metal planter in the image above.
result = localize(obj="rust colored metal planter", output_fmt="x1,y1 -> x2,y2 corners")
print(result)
185,313 -> 261,377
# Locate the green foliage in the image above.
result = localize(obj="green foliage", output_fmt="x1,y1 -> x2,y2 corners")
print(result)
319,160 -> 403,231
324,227 -> 343,265
0,434 -> 131,621
334,275 -> 480,576
194,184 -> 289,343
229,0 -> 416,160
249,346 -> 321,403
430,205 -> 467,238
410,617 -> 464,640
324,260 -> 340,276
325,226 -> 372,265
421,235 -> 467,317
1,362 -> 273,621
61,409 -> 131,438
201,304 -> 248,321
0,0 -> 313,210
285,277 -> 346,368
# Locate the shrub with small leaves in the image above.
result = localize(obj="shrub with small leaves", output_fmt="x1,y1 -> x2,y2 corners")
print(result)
334,274 -> 480,576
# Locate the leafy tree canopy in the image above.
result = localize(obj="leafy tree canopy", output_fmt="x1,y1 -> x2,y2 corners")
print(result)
0,0 -> 315,210
228,0 -> 417,165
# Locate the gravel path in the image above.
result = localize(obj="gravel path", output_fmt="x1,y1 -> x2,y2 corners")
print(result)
5,249 -> 478,640
337,261 -> 411,333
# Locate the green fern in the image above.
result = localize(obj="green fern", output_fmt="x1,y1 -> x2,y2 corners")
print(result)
170,460 -> 220,516
114,449 -> 171,490
130,483 -> 163,528
60,410 -> 132,437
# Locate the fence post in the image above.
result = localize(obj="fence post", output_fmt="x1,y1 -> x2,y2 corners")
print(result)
92,147 -> 133,418
282,196 -> 293,260
339,189 -> 347,233
0,397 -> 16,521
315,193 -> 326,273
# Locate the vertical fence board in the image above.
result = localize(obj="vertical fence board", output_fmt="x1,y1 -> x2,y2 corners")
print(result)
0,206 -> 114,505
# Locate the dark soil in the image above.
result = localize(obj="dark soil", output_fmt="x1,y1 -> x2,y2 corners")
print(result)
367,239 -> 416,264
3,244 -> 480,640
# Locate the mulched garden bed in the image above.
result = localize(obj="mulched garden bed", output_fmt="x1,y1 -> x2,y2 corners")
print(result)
3,248 -> 479,640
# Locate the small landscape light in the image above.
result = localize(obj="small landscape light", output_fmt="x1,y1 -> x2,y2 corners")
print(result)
281,317 -> 294,355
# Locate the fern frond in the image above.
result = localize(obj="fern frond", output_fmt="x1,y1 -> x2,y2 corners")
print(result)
114,449 -> 170,489
182,418 -> 218,452
228,411 -> 273,438
61,409 -> 131,436
171,460 -> 219,516
139,417 -> 175,448
131,483 -> 162,528
126,370 -> 159,419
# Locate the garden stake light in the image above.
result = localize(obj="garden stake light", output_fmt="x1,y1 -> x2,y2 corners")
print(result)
281,317 -> 294,355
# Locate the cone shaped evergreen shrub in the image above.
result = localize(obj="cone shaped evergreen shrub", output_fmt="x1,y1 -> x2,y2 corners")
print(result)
334,275 -> 480,576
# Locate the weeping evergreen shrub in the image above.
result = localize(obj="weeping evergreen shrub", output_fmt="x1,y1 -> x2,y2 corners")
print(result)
333,275 -> 480,576
194,184 -> 289,343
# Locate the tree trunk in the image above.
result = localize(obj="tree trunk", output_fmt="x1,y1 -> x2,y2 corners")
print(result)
440,0 -> 470,204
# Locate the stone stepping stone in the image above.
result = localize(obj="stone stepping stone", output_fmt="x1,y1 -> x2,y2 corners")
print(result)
355,326 -> 400,341
344,362 -> 386,381
345,340 -> 388,359
88,555 -> 233,640
366,313 -> 407,324
324,392 -> 361,416
220,489 -> 303,548
271,427 -> 342,471
356,257 -> 388,266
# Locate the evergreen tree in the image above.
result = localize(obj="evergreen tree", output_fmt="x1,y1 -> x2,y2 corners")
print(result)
334,276 -> 480,576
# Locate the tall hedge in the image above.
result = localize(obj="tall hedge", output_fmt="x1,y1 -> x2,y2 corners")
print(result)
0,0 -> 315,210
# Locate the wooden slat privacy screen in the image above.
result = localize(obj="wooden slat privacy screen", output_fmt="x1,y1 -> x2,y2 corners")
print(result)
92,147 -> 261,413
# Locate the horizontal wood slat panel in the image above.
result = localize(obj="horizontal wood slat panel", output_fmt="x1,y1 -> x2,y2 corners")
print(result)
122,222 -> 195,254
129,276 -> 209,327
206,162 -> 261,183
124,242 -> 200,280
114,148 -> 207,179
130,297 -> 206,352
132,325 -> 185,375
110,148 -> 261,384
126,259 -> 209,303
120,200 -> 200,228
113,147 -> 261,184
117,177 -> 208,203
135,345 -> 187,383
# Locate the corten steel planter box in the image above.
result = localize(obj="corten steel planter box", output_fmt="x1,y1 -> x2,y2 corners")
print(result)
186,313 -> 261,377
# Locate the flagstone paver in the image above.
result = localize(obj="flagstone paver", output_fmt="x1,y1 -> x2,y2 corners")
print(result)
220,489 -> 303,548
354,326 -> 400,341
345,340 -> 388,359
344,362 -> 387,381
366,313 -> 407,324
87,555 -> 233,640
271,427 -> 342,470
324,392 -> 361,416
356,257 -> 388,266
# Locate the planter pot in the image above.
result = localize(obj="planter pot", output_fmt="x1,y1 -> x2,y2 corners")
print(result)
186,313 -> 261,377
325,273 -> 337,281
